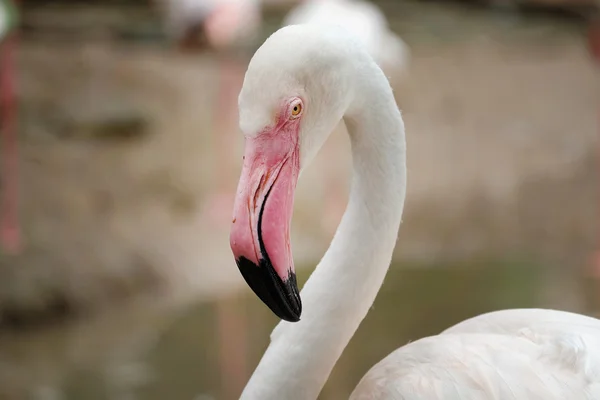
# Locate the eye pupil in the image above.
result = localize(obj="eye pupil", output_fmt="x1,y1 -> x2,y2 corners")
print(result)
290,102 -> 302,118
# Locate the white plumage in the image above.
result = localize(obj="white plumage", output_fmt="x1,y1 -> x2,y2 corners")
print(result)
353,309 -> 600,399
232,24 -> 600,400
283,0 -> 410,78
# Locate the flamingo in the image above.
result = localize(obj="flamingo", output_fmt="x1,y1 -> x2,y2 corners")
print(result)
229,24 -> 600,399
158,0 -> 261,51
282,0 -> 410,236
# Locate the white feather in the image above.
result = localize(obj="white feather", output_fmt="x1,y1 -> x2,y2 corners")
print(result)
352,309 -> 600,399
283,0 -> 410,77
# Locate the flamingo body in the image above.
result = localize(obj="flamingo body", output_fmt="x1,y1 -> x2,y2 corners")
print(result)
353,309 -> 600,399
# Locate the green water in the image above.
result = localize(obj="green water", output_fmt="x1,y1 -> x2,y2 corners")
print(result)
3,258 -> 590,400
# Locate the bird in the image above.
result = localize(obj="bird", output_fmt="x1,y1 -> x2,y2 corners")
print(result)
283,0 -> 410,78
282,0 -> 410,236
228,24 -> 600,399
157,0 -> 261,51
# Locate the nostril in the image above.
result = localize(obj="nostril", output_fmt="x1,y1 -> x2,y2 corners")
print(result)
253,169 -> 274,211
253,174 -> 266,210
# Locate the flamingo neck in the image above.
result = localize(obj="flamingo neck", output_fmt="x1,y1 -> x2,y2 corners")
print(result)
241,61 -> 406,399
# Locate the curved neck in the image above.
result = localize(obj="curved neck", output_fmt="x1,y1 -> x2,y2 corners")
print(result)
240,61 -> 406,400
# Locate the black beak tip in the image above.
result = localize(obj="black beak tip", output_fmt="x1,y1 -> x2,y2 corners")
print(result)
235,256 -> 302,322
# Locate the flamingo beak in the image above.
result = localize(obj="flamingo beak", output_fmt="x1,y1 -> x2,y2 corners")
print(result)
230,126 -> 302,322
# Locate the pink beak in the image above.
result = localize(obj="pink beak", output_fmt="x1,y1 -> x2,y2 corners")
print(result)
230,124 -> 302,322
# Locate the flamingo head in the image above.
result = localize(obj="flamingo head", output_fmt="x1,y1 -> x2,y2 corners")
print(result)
229,25 -> 357,322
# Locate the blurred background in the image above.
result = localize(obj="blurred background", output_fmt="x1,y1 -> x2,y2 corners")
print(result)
0,0 -> 598,398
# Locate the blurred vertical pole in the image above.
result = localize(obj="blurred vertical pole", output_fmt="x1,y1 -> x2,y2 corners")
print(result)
0,0 -> 20,254
214,53 -> 248,400
202,53 -> 242,225
216,292 -> 248,399
587,13 -> 600,315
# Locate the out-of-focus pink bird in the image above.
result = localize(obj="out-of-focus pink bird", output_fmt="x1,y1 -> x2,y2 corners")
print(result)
158,0 -> 261,51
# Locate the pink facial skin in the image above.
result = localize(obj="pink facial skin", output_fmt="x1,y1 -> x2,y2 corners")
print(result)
230,99 -> 302,321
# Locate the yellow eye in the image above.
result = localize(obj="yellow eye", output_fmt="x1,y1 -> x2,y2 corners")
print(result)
290,102 -> 302,118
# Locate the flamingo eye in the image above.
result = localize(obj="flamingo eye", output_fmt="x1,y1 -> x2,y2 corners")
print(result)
290,101 -> 303,119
